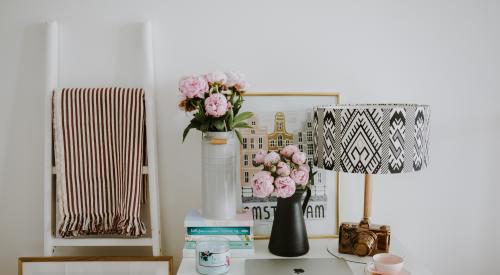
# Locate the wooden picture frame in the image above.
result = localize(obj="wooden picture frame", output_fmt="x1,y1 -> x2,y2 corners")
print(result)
238,91 -> 341,239
18,256 -> 173,275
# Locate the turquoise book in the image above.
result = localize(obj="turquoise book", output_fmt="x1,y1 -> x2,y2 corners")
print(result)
187,227 -> 251,235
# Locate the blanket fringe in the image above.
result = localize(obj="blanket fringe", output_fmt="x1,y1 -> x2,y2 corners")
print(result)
58,213 -> 146,237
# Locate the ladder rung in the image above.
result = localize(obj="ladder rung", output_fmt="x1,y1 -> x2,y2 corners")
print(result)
50,237 -> 153,247
52,166 -> 149,175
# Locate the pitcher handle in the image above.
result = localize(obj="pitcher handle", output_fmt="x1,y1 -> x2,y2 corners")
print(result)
302,187 -> 311,214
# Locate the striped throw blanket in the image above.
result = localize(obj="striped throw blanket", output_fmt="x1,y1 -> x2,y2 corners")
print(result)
53,88 -> 147,237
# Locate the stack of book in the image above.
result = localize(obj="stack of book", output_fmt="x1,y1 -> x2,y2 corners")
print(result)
183,209 -> 254,257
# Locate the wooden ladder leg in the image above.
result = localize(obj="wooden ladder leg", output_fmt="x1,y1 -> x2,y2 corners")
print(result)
44,20 -> 58,258
44,245 -> 55,256
141,21 -> 162,257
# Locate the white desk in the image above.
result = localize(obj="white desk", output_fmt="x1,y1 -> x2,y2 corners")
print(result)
177,238 -> 431,275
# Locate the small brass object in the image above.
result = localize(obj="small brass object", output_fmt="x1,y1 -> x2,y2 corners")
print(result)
338,222 -> 391,257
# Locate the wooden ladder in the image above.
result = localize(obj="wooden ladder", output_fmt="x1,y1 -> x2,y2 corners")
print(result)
43,21 -> 162,256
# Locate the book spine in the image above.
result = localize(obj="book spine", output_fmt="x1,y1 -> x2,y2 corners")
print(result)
184,221 -> 253,227
184,210 -> 254,228
187,227 -> 251,235
185,234 -> 253,242
184,241 -> 254,250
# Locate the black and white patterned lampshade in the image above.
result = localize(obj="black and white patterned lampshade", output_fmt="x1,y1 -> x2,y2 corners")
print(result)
313,104 -> 430,174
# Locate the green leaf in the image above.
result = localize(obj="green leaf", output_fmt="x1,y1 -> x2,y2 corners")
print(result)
233,111 -> 253,123
233,121 -> 252,129
213,119 -> 225,131
227,109 -> 234,130
200,122 -> 210,132
182,123 -> 195,142
231,94 -> 239,106
194,109 -> 205,120
235,129 -> 243,144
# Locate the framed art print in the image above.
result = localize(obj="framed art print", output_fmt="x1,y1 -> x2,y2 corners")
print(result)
238,92 -> 341,238
18,256 -> 173,275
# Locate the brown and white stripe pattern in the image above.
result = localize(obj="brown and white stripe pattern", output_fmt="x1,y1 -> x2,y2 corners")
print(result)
53,88 -> 146,237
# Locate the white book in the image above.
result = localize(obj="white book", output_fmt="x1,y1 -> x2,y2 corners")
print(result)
184,209 -> 254,227
184,240 -> 253,250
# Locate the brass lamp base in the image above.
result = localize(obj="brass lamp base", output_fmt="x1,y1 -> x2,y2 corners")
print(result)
337,174 -> 391,257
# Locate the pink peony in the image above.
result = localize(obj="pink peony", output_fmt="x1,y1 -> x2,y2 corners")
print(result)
235,80 -> 248,91
225,71 -> 242,86
225,71 -> 247,91
290,169 -> 309,186
179,76 -> 209,99
280,145 -> 300,158
253,150 -> 267,165
298,164 -> 310,173
205,93 -> 229,117
205,72 -> 227,84
292,151 -> 307,165
264,151 -> 280,167
274,176 -> 296,198
276,161 -> 291,177
251,171 -> 275,198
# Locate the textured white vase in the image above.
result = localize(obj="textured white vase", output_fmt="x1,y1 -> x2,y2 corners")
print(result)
201,131 -> 237,220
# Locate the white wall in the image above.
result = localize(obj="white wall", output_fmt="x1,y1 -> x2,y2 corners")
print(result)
1,0 -> 499,274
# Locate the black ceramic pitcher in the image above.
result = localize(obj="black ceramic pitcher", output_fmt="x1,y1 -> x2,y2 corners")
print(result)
268,188 -> 311,256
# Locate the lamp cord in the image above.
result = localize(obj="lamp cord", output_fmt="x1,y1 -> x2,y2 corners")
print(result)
326,246 -> 367,265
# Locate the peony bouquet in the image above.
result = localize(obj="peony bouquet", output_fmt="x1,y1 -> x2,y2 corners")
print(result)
251,145 -> 316,199
179,71 -> 253,143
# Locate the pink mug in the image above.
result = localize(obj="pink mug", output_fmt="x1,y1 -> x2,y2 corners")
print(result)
373,253 -> 404,275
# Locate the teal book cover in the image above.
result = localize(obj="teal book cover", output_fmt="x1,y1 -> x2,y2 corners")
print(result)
187,227 -> 251,235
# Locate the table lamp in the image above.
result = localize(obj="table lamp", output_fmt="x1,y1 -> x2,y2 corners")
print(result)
313,104 -> 430,257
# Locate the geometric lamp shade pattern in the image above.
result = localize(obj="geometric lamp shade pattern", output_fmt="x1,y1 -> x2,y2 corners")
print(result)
313,104 -> 430,174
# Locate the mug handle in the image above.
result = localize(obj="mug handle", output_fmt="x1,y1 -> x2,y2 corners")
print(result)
302,187 -> 311,214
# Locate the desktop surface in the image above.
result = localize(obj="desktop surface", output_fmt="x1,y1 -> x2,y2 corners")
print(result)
176,239 -> 430,275
245,258 -> 352,275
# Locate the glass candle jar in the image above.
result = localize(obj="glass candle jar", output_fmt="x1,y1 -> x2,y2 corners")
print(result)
196,237 -> 231,275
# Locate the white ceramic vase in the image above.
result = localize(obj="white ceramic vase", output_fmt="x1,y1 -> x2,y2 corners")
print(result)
201,131 -> 237,220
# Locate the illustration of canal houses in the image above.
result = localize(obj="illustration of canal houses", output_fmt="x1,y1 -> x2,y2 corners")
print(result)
239,115 -> 268,199
295,112 -> 326,199
267,112 -> 294,152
